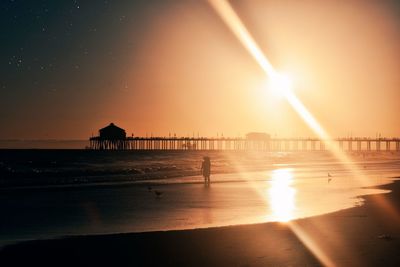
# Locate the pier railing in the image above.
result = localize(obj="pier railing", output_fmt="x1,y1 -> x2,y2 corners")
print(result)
89,137 -> 400,151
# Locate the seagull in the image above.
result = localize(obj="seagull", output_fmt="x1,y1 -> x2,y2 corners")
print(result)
154,190 -> 163,198
328,173 -> 332,183
378,234 -> 392,240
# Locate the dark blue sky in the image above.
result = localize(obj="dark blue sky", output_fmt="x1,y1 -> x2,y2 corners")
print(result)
0,0 -> 174,138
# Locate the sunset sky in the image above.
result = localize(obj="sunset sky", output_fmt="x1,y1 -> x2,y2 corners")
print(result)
1,0 -> 399,139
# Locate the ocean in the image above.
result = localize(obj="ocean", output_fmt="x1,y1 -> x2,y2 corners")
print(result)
0,149 -> 399,247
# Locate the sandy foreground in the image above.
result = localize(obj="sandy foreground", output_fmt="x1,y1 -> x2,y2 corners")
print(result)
1,180 -> 399,267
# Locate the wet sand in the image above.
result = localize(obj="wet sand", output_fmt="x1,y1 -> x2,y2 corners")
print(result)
1,179 -> 399,266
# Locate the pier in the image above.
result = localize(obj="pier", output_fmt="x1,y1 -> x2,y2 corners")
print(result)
89,123 -> 400,151
89,136 -> 400,152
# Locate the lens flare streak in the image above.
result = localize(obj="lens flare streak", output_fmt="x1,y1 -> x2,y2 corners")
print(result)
206,1 -> 377,266
207,0 -> 275,77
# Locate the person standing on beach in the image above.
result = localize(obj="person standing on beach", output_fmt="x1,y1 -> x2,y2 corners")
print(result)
201,156 -> 211,186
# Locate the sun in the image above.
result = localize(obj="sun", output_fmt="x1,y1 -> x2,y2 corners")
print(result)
267,72 -> 293,98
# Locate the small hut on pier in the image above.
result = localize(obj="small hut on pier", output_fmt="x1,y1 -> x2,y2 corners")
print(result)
90,123 -> 128,150
99,123 -> 126,140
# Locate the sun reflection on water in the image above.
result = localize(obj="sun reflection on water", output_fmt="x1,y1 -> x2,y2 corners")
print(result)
269,168 -> 296,222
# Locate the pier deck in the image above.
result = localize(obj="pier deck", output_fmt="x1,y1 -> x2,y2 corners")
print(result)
89,137 -> 400,151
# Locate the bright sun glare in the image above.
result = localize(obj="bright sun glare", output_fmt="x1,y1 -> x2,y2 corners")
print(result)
267,72 -> 293,98
269,168 -> 296,222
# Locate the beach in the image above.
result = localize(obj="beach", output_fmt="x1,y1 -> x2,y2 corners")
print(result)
3,0 -> 400,265
1,179 -> 399,266
0,150 -> 399,266
1,150 -> 399,244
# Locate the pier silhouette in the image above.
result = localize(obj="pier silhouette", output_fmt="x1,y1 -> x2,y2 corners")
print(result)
89,124 -> 400,151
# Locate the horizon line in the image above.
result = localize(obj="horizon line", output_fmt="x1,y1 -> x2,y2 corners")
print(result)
1,136 -> 399,142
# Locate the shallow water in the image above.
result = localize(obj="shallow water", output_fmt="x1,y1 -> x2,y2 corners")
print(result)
0,151 -> 399,247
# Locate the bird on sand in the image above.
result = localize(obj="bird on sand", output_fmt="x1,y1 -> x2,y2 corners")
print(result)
154,190 -> 163,198
378,234 -> 392,240
328,173 -> 332,183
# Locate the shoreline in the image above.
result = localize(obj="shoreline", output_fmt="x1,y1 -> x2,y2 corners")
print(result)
2,149 -> 398,189
1,179 -> 399,266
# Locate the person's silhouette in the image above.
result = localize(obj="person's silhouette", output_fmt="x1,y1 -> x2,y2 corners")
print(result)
201,156 -> 211,186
